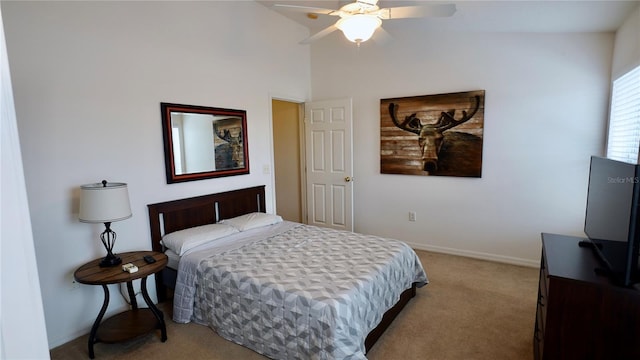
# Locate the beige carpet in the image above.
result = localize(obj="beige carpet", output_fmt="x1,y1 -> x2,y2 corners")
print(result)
50,250 -> 539,360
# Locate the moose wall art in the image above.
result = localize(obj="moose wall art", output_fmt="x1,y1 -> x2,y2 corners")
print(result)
380,90 -> 485,177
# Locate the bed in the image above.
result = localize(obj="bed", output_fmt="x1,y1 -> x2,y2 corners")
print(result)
148,185 -> 428,359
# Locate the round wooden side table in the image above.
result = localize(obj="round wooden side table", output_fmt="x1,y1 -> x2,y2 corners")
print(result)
74,251 -> 168,359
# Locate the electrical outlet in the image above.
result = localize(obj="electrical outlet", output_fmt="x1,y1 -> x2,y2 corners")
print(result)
409,211 -> 417,222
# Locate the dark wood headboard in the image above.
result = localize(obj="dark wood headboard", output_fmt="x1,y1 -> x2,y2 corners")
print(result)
147,185 -> 266,301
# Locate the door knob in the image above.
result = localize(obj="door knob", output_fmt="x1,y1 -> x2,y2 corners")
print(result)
345,177 -> 353,182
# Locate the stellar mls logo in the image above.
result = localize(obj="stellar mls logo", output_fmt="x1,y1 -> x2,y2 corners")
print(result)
608,176 -> 640,184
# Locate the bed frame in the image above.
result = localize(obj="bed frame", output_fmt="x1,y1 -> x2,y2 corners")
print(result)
147,185 -> 417,353
148,185 -> 266,302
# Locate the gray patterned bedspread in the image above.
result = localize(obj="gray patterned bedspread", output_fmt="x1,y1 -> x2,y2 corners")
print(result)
185,223 -> 428,359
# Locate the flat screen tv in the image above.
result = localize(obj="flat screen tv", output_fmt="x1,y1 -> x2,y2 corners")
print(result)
583,156 -> 640,287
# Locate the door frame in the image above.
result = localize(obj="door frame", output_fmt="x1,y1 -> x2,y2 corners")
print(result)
269,94 -> 307,223
269,95 -> 354,229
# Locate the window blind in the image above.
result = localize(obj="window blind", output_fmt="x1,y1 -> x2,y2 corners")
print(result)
606,65 -> 640,164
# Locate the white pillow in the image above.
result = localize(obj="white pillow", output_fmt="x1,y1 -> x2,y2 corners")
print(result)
220,212 -> 283,231
161,223 -> 238,255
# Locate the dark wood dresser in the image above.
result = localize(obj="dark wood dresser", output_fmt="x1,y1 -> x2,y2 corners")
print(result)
534,233 -> 640,360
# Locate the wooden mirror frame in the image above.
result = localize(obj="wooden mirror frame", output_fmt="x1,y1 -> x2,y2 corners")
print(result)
160,103 -> 249,183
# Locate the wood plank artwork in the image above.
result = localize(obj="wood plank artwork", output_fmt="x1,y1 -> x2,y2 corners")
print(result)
380,90 -> 485,177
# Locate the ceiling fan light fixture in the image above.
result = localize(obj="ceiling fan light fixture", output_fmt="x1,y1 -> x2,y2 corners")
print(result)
336,15 -> 382,44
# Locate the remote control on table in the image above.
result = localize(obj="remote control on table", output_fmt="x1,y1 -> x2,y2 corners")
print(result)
143,255 -> 156,264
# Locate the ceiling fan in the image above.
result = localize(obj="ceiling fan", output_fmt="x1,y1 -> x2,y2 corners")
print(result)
273,0 -> 456,46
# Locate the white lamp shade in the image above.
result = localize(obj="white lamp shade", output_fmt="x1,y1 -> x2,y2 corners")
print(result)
79,182 -> 132,223
336,15 -> 381,43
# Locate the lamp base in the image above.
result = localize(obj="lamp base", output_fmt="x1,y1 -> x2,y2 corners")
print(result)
98,222 -> 122,267
99,254 -> 122,267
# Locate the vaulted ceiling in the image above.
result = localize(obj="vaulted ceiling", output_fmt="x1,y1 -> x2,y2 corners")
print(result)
257,0 -> 639,34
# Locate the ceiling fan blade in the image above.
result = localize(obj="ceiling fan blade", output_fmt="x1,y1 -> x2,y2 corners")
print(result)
272,4 -> 339,16
381,4 -> 456,19
300,24 -> 339,44
357,0 -> 379,6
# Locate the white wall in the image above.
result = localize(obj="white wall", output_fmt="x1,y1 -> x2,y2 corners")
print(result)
0,6 -> 50,358
310,29 -> 613,266
2,1 -> 310,349
611,4 -> 640,78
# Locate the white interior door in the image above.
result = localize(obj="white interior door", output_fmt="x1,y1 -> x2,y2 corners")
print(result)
304,98 -> 353,231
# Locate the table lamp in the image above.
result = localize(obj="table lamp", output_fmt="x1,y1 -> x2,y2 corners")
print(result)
79,180 -> 132,267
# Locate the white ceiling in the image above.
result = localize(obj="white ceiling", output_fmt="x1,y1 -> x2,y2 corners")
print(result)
257,0 -> 640,34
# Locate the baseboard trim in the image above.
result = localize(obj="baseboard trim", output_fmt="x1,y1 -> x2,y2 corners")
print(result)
407,242 -> 539,268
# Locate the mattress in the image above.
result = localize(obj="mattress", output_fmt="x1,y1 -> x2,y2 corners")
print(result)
165,249 -> 180,270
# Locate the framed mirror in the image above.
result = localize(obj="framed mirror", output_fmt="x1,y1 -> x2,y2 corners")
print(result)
160,103 -> 249,183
